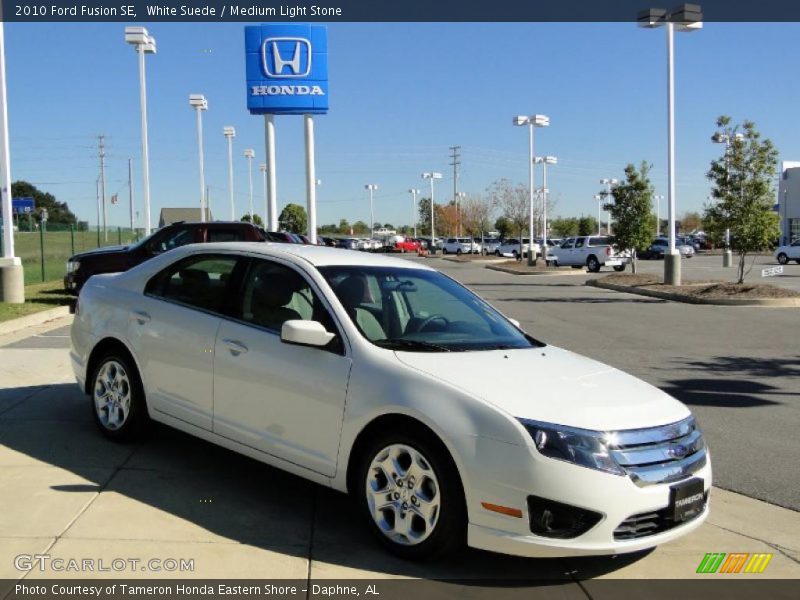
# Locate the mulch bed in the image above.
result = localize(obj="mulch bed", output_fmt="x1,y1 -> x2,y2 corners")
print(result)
598,274 -> 799,299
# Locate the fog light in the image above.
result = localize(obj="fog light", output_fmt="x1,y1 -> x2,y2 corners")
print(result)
527,495 -> 602,539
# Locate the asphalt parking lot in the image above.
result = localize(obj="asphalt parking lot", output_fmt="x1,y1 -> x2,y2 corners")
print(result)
0,258 -> 798,584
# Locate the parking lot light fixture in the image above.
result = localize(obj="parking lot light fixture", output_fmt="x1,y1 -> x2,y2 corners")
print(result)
223,126 -> 236,221
514,114 -> 549,265
422,172 -> 442,253
365,184 -> 378,238
409,188 -> 421,238
535,156 -> 558,261
189,94 -> 208,221
600,178 -> 618,235
594,195 -> 604,235
125,26 -> 156,235
244,149 -> 255,220
638,3 -> 703,285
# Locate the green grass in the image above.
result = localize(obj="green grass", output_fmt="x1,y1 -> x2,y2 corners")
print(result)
11,228 -> 140,285
0,281 -> 74,323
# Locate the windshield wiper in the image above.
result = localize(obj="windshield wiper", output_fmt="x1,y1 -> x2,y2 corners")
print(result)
375,338 -> 452,352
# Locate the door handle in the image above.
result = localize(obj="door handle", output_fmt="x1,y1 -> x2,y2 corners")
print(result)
222,339 -> 248,356
131,310 -> 151,325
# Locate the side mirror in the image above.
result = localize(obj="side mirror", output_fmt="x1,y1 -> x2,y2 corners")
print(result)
281,320 -> 336,348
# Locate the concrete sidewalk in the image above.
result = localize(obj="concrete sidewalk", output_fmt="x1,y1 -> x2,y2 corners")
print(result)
0,317 -> 797,583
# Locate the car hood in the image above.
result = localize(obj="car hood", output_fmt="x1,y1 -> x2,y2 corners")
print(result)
71,245 -> 130,260
394,346 -> 689,431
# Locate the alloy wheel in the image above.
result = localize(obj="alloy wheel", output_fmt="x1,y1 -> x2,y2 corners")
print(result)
94,360 -> 132,430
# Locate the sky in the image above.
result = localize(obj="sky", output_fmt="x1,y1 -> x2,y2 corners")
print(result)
5,22 -> 800,230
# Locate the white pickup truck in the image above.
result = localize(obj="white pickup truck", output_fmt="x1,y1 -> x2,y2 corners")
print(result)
550,236 -> 628,272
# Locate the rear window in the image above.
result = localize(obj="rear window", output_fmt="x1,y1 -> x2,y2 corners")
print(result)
588,237 -> 611,246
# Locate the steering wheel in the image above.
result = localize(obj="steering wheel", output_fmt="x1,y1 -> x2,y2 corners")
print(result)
416,314 -> 450,332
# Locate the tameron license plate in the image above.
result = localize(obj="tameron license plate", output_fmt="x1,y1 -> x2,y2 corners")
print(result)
605,260 -> 622,266
670,478 -> 705,522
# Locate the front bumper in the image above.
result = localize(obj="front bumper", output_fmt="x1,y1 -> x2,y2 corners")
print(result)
462,435 -> 712,557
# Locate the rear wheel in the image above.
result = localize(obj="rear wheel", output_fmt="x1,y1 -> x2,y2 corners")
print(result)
587,255 -> 601,273
777,253 -> 788,265
494,250 -> 501,257
357,431 -> 465,560
456,249 -> 462,256
613,264 -> 626,272
91,353 -> 148,441
442,248 -> 448,255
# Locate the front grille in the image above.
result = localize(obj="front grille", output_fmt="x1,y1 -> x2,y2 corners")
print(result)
608,416 -> 708,487
613,494 -> 708,540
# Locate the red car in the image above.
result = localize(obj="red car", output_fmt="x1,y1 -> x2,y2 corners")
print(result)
393,238 -> 422,253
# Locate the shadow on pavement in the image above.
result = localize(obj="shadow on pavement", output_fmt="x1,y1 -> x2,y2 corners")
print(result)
660,378 -> 782,408
0,383 -> 651,583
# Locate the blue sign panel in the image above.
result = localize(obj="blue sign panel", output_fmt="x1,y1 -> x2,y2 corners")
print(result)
12,197 -> 34,214
245,24 -> 329,115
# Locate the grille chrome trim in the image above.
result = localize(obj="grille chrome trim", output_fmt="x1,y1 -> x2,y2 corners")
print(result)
613,494 -> 708,540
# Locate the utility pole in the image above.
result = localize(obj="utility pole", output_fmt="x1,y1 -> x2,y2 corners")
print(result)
127,158 -> 134,232
206,185 -> 211,221
449,145 -> 461,236
98,135 -> 107,242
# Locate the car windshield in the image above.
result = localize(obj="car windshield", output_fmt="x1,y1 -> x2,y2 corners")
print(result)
319,266 -> 541,352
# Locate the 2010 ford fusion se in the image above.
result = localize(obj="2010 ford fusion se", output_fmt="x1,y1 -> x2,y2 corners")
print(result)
70,242 -> 710,560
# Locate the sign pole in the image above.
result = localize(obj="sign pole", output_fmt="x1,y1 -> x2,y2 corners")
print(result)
304,114 -> 317,244
265,115 -> 277,231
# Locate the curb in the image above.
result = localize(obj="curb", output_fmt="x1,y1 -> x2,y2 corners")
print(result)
442,257 -> 508,264
0,305 -> 72,336
486,264 -> 588,276
588,280 -> 800,307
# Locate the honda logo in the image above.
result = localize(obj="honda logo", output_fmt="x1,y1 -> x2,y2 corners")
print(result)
262,37 -> 312,78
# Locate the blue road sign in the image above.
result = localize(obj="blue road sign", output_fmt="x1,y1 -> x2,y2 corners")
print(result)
245,24 -> 329,115
12,197 -> 34,214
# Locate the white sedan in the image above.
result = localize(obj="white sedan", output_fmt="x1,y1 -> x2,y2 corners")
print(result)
71,243 -> 710,560
775,239 -> 800,265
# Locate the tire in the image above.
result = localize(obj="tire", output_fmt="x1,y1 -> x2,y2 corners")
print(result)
613,264 -> 626,272
777,253 -> 788,265
587,255 -> 601,273
456,249 -> 462,256
512,250 -> 519,260
494,250 -> 501,257
442,248 -> 448,255
90,352 -> 148,441
796,260 -> 800,265
356,430 -> 466,560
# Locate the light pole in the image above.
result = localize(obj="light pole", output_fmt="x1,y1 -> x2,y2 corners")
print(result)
244,149 -> 255,221
260,164 -> 268,227
422,172 -> 442,253
711,131 -> 742,267
600,178 -> 618,235
639,3 -> 703,285
513,114 -> 549,265
593,195 -> 604,234
223,126 -> 235,221
535,156 -> 557,262
365,184 -> 378,238
409,188 -> 420,238
189,94 -> 208,221
125,27 -> 156,236
654,194 -> 664,235
456,191 -> 466,237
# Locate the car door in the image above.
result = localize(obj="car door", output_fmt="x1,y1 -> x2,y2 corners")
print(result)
790,240 -> 800,260
212,257 -> 352,477
128,252 -> 242,430
555,238 -> 576,264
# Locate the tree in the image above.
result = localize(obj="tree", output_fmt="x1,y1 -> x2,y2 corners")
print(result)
12,181 -> 77,226
705,116 -> 780,283
240,213 -> 264,227
603,162 -> 654,274
278,203 -> 307,234
494,216 -> 513,240
417,197 -> 448,238
461,195 -> 495,242
352,220 -> 369,235
550,216 -> 579,237
577,215 -> 598,236
489,179 -> 529,258
337,218 -> 350,234
681,211 -> 703,233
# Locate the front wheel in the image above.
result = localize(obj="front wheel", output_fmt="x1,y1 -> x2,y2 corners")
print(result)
613,264 -> 626,272
456,249 -> 462,256
91,353 -> 148,441
357,433 -> 465,560
777,253 -> 789,265
442,248 -> 448,255
494,250 -> 501,257
587,255 -> 601,273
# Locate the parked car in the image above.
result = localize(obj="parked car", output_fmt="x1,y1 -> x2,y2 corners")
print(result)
393,237 -> 422,253
775,239 -> 800,264
640,238 -> 694,260
72,242 -> 710,560
64,221 -> 265,294
549,236 -> 628,272
442,237 -> 481,255
479,237 -> 501,255
337,238 -> 360,250
495,238 -> 541,260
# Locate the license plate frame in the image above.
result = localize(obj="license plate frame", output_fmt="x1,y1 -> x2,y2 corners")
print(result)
670,478 -> 705,522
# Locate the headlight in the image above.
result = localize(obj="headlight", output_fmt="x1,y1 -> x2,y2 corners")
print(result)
67,260 -> 80,273
519,419 -> 625,476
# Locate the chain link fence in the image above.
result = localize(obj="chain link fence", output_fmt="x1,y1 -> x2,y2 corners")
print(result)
2,223 -> 143,285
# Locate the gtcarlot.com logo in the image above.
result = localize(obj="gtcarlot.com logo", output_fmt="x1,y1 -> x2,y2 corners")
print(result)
15,554 -> 195,573
696,552 -> 773,574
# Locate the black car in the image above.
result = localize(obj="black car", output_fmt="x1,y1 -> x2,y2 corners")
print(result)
64,221 -> 265,294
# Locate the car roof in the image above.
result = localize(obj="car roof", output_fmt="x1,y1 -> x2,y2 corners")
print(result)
171,241 -> 435,270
